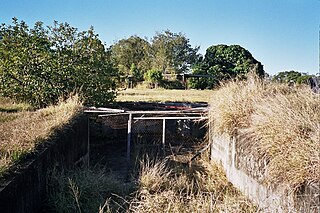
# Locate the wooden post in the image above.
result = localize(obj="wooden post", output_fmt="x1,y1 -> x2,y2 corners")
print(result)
127,113 -> 132,163
162,119 -> 166,151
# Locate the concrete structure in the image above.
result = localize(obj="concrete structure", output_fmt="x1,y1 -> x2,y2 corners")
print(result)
210,133 -> 319,212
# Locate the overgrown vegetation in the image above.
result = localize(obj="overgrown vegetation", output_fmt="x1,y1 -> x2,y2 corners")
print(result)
0,18 -> 117,107
0,95 -> 81,177
47,156 -> 256,213
209,74 -> 320,190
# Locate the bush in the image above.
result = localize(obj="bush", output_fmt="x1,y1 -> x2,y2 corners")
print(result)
143,69 -> 163,88
0,18 -> 117,108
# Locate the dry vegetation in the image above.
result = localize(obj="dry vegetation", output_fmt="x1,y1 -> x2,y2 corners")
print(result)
0,95 -> 81,177
116,88 -> 212,103
125,157 -> 256,213
48,155 -> 256,213
209,75 -> 320,190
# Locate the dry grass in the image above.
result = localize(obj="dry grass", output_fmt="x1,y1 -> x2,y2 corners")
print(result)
126,157 -> 256,213
209,75 -> 320,189
0,95 -> 82,177
116,88 -> 212,103
48,155 -> 256,212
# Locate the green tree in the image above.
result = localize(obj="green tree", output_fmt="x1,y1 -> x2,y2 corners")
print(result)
189,44 -> 264,89
151,30 -> 200,75
110,36 -> 151,82
272,70 -> 316,85
0,18 -> 117,107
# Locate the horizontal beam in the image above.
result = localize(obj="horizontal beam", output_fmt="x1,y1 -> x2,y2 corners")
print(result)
133,116 -> 208,120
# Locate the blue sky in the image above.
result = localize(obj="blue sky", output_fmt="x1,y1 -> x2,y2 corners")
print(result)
1,0 -> 319,75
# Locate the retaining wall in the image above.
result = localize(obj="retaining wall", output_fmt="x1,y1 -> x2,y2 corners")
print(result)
210,133 -> 319,212
0,115 -> 88,213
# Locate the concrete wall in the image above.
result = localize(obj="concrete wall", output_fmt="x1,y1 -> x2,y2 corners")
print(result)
0,115 -> 88,213
210,133 -> 319,212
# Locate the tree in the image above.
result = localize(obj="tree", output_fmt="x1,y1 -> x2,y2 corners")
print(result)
0,18 -> 117,107
110,36 -> 151,82
151,30 -> 200,75
272,70 -> 316,85
189,44 -> 264,89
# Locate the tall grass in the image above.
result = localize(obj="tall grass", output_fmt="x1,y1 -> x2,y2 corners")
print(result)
46,166 -> 134,213
0,95 -> 81,177
48,156 -> 256,212
127,157 -> 256,213
209,75 -> 320,190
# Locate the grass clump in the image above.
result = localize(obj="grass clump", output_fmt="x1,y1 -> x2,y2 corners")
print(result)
209,75 -> 320,190
0,95 -> 81,178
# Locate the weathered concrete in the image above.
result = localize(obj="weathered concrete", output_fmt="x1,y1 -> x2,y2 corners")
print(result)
211,133 -> 319,212
0,115 -> 88,213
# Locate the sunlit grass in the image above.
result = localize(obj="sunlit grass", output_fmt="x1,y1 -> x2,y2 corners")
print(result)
116,88 -> 212,103
0,96 -> 33,113
0,95 -> 82,178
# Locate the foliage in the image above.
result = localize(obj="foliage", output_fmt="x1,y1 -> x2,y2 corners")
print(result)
272,70 -> 314,84
110,36 -> 152,82
110,31 -> 200,87
0,18 -> 117,107
189,44 -> 264,89
151,30 -> 200,75
143,69 -> 163,88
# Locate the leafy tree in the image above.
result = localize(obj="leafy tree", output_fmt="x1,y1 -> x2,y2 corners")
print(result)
272,70 -> 317,86
151,30 -> 200,75
189,44 -> 264,89
0,18 -> 117,107
110,36 -> 151,81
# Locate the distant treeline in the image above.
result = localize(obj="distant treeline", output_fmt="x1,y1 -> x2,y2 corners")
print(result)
0,18 -> 315,107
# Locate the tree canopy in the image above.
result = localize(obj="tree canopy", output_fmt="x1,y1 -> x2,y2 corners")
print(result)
151,30 -> 200,75
110,30 -> 200,86
0,18 -> 117,107
189,44 -> 264,89
272,70 -> 314,84
110,35 -> 151,82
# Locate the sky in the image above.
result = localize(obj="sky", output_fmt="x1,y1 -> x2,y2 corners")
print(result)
1,0 -> 319,75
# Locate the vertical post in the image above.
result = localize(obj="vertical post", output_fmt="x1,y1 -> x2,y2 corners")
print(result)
162,119 -> 166,152
87,117 -> 90,167
127,113 -> 132,163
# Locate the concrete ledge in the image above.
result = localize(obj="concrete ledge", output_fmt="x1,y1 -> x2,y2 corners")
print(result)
0,115 -> 88,213
211,133 -> 319,212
